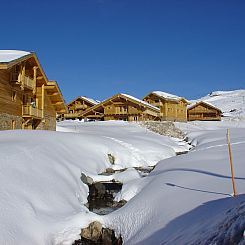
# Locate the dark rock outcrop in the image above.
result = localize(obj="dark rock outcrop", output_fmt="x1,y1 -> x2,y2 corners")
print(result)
73,221 -> 123,245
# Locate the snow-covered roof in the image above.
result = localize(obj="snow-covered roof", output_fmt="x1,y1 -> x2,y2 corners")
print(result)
0,50 -> 31,63
187,101 -> 222,111
68,96 -> 100,106
145,91 -> 189,103
121,93 -> 160,111
81,96 -> 100,106
152,91 -> 181,101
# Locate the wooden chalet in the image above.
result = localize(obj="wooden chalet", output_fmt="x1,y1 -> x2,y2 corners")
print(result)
64,96 -> 99,120
143,91 -> 189,122
0,50 -> 66,130
80,93 -> 160,121
187,101 -> 222,121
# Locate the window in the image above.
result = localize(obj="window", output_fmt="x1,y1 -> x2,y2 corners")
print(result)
12,91 -> 17,101
120,106 -> 127,112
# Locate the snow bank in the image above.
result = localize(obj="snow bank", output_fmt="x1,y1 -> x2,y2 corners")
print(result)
0,121 -> 182,245
104,125 -> 245,244
3,120 -> 243,245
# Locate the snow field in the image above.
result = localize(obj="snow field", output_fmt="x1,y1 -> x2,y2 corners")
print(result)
0,121 -> 184,245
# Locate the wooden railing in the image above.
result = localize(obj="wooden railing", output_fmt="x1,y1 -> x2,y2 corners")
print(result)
22,76 -> 34,90
22,105 -> 42,119
75,104 -> 87,110
64,113 -> 80,119
11,73 -> 34,90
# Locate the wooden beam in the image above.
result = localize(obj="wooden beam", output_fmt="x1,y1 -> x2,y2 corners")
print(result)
52,101 -> 63,105
44,85 -> 56,90
47,92 -> 59,96
41,84 -> 45,118
58,109 -> 67,113
33,66 -> 38,95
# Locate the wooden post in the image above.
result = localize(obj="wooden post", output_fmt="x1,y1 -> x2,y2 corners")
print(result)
227,129 -> 237,197
21,65 -> 25,90
33,66 -> 38,95
41,84 -> 45,119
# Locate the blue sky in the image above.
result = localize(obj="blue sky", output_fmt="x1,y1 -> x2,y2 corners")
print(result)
1,0 -> 245,102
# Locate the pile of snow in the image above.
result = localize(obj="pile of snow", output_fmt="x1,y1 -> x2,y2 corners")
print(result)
0,50 -> 31,63
104,122 -> 245,244
193,90 -> 245,119
0,121 -> 185,245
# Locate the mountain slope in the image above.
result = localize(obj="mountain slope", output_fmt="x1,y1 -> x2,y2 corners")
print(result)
192,90 -> 245,118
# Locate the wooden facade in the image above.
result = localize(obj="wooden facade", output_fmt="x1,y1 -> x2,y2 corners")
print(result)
64,96 -> 99,120
80,93 -> 160,121
187,101 -> 222,121
143,91 -> 189,122
0,50 -> 66,130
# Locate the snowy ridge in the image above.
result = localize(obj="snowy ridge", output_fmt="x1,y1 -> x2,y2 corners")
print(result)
0,50 -> 31,63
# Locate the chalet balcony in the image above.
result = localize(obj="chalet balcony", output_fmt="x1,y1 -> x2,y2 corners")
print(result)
22,76 -> 34,90
22,105 -> 42,119
64,113 -> 80,119
75,104 -> 87,110
11,73 -> 35,90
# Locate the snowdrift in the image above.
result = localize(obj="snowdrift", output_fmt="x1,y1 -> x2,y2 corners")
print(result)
0,121 -> 183,245
105,126 -> 245,244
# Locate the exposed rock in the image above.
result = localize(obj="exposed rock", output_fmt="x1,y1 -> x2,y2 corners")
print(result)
105,168 -> 116,174
80,173 -> 94,185
73,221 -> 123,245
99,168 -> 116,176
108,153 -> 116,164
87,182 -> 124,215
80,221 -> 102,241
139,121 -> 185,138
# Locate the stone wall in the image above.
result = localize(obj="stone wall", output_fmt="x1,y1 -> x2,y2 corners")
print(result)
36,115 -> 56,131
0,113 -> 22,130
138,121 -> 185,139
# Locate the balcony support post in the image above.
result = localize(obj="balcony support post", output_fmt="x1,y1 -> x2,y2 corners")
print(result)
42,84 -> 45,119
33,66 -> 38,95
20,65 -> 25,90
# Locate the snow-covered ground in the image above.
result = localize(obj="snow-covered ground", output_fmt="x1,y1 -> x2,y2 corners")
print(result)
1,119 -> 245,244
0,121 -> 186,245
105,121 -> 245,244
